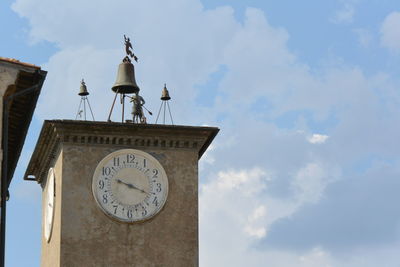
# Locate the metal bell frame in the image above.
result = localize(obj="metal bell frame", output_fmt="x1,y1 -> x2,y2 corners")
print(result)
156,84 -> 174,125
75,79 -> 95,121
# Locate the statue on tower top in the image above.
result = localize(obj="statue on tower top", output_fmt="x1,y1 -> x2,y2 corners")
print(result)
124,35 -> 138,62
129,93 -> 146,123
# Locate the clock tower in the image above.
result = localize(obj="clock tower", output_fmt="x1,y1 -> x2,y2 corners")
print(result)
24,120 -> 218,266
25,35 -> 218,266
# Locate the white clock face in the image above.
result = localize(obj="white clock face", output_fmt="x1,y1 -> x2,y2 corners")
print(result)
92,149 -> 169,223
44,167 -> 55,242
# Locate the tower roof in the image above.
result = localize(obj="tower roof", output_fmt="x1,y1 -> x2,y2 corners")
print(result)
0,57 -> 47,188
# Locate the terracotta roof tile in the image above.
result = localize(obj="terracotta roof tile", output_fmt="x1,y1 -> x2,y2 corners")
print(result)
0,57 -> 41,69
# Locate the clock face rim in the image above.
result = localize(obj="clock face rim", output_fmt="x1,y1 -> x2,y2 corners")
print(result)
44,167 -> 55,242
91,149 -> 169,224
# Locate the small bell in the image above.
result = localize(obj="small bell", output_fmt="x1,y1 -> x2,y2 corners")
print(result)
161,84 -> 171,100
112,60 -> 140,94
156,83 -> 174,125
78,79 -> 89,96
75,79 -> 95,121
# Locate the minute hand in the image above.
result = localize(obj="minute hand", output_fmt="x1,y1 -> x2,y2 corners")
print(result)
117,179 -> 147,194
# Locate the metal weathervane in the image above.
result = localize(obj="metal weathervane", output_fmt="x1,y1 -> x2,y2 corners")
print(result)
124,35 -> 138,62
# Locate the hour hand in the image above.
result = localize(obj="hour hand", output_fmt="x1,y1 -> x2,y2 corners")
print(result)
117,178 -> 132,187
117,178 -> 131,187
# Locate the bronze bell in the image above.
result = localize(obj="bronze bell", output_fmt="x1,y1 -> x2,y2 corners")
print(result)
78,79 -> 89,96
112,61 -> 140,94
161,84 -> 171,100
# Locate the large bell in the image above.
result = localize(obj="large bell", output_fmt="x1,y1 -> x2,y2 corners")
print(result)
112,61 -> 140,94
161,84 -> 171,100
78,79 -> 89,96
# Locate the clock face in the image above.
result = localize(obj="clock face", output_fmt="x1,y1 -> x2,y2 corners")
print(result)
92,149 -> 169,223
44,167 -> 55,242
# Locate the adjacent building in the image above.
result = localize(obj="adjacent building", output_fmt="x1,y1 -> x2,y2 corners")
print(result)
0,57 -> 47,266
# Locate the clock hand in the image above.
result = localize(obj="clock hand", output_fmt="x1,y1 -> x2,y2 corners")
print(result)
116,179 -> 148,194
117,179 -> 136,189
136,187 -> 147,194
129,183 -> 148,194
117,179 -> 134,188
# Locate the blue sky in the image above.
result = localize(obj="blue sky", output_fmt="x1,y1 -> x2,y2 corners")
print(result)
2,0 -> 400,266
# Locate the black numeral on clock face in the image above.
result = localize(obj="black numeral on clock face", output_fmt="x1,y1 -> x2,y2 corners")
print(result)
127,154 -> 135,163
99,180 -> 104,189
113,157 -> 120,166
127,210 -> 133,218
153,197 -> 159,206
113,205 -> 118,214
152,169 -> 158,178
102,167 -> 111,176
156,183 -> 162,192
102,194 -> 108,204
142,208 -> 147,216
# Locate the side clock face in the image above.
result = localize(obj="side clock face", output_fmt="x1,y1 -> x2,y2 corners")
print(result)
44,167 -> 55,242
92,149 -> 169,223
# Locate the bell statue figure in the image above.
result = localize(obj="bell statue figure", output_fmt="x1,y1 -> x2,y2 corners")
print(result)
124,35 -> 138,62
130,93 -> 146,123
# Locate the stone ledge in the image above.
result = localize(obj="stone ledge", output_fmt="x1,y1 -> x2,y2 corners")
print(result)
24,120 -> 219,183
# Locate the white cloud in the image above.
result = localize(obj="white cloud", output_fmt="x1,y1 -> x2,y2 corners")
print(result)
244,224 -> 266,239
200,167 -> 269,266
381,11 -> 400,53
200,143 -> 215,168
200,162 -> 338,265
245,205 -> 267,238
331,3 -> 355,24
12,0 -> 240,124
291,162 -> 335,204
9,0 -> 400,266
308,134 -> 329,144
298,247 -> 333,267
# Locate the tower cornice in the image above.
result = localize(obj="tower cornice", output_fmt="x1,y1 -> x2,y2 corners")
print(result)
24,120 -> 219,183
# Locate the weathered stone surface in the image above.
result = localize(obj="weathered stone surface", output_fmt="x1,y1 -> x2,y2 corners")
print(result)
40,149 -> 62,267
